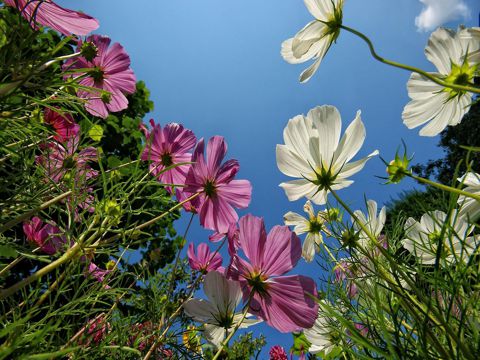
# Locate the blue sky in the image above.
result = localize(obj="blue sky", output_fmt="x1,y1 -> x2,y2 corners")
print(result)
61,0 -> 480,355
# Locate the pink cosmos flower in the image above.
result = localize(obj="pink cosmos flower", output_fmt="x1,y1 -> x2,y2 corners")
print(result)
128,321 -> 155,352
36,133 -> 98,183
86,263 -> 111,285
79,315 -> 110,346
5,0 -> 99,36
140,120 -> 196,192
269,345 -> 288,360
175,187 -> 201,213
64,35 -> 136,119
44,108 -> 79,142
23,216 -> 67,254
354,323 -> 369,337
183,136 -> 252,234
36,134 -> 98,217
187,243 -> 223,273
227,214 -> 318,333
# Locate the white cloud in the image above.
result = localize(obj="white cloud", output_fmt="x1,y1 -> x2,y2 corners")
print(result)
415,0 -> 471,32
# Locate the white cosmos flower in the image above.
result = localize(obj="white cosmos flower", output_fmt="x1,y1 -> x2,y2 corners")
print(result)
276,105 -> 379,205
183,271 -> 261,347
352,200 -> 386,249
402,210 -> 478,265
457,172 -> 480,221
283,200 -> 331,262
304,301 -> 340,355
281,0 -> 344,83
402,27 -> 480,137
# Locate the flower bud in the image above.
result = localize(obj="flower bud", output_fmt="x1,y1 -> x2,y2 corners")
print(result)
386,151 -> 411,184
80,41 -> 98,62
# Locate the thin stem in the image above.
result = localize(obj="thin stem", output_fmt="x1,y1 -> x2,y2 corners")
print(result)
102,192 -> 200,244
142,236 -> 228,360
160,213 -> 195,327
211,301 -> 251,360
0,190 -> 72,234
340,25 -> 480,95
328,186 -> 473,358
38,51 -> 81,71
408,173 -> 480,201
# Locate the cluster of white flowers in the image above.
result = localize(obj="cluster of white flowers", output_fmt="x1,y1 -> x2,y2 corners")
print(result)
278,1 -> 480,355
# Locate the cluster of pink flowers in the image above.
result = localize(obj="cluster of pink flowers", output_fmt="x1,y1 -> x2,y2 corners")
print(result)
64,35 -> 137,118
10,0 -> 322,350
140,120 -> 318,334
7,1 -> 137,119
36,109 -> 98,217
185,216 -> 318,335
141,122 -> 252,236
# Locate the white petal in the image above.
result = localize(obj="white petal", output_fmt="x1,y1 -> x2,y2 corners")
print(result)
204,324 -> 225,347
337,150 -> 379,178
333,110 -> 365,167
282,36 -> 329,65
406,72 -> 445,100
425,28 -> 456,74
276,144 -> 312,178
235,314 -> 262,328
299,56 -> 322,83
284,211 -> 309,234
292,21 -> 326,58
302,233 -> 318,262
282,114 -> 318,167
183,299 -> 217,323
280,179 -> 318,202
304,0 -> 334,20
204,271 -> 242,315
458,172 -> 480,187
308,105 -> 342,168
307,187 -> 329,205
418,99 -> 457,136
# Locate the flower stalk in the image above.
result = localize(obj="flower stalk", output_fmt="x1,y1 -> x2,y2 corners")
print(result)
340,24 -> 480,95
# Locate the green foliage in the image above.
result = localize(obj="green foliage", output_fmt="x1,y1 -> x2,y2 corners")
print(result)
413,101 -> 480,185
0,7 -> 190,359
202,333 -> 266,360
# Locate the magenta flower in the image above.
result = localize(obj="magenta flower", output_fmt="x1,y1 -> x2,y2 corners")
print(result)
354,323 -> 369,337
23,216 -> 67,254
64,35 -> 136,119
227,214 -> 318,333
79,315 -> 110,346
36,134 -> 98,183
175,187 -> 201,214
183,136 -> 252,234
44,108 -> 80,142
141,120 -> 196,192
86,263 -> 112,284
187,243 -> 223,273
5,0 -> 99,36
269,345 -> 288,360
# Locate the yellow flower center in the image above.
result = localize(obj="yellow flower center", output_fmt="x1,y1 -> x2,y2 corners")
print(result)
444,62 -> 477,97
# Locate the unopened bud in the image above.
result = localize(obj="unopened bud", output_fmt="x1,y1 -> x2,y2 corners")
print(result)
80,41 -> 98,62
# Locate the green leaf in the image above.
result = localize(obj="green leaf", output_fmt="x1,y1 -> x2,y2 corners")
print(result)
0,245 -> 17,259
88,124 -> 104,142
290,332 -> 311,357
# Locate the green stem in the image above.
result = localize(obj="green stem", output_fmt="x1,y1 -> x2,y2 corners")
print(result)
327,186 -> 473,358
340,25 -> 480,95
102,192 -> 200,244
0,190 -> 72,234
211,303 -> 250,360
408,173 -> 480,201
142,235 -> 228,360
